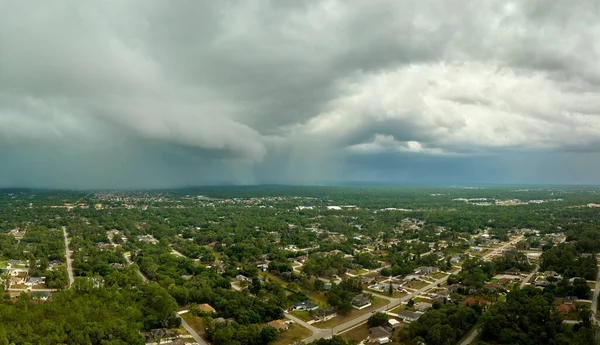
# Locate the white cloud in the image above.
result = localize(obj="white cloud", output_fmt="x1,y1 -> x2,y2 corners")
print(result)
347,134 -> 448,155
296,62 -> 600,154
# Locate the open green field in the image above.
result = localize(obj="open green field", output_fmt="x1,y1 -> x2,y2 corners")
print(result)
404,280 -> 428,290
340,323 -> 369,342
272,323 -> 312,345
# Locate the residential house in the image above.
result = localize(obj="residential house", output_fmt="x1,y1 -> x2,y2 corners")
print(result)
351,294 -> 372,310
7,260 -> 22,266
10,271 -> 27,286
85,276 -> 105,288
396,310 -> 424,323
534,276 -> 549,286
32,291 -> 50,301
414,302 -> 433,311
293,300 -> 319,311
198,303 -> 216,313
448,284 -> 463,292
236,274 -> 250,282
449,256 -> 462,264
557,304 -> 576,315
368,326 -> 392,343
138,235 -> 158,244
459,298 -> 491,307
563,296 -> 578,304
96,242 -> 111,250
504,268 -> 520,276
388,319 -> 401,328
431,296 -> 447,304
485,283 -> 500,291
404,274 -> 420,281
149,328 -> 171,341
498,278 -> 515,285
25,276 -> 46,287
415,266 -> 439,275
48,260 -> 63,268
314,307 -> 337,321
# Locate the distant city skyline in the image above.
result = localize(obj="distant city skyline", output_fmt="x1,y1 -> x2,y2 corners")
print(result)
3,1 -> 600,188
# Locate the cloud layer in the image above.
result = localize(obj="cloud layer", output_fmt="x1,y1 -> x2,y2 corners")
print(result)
2,0 -> 600,188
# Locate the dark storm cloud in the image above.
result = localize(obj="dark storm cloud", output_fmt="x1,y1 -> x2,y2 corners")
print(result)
2,0 -> 600,188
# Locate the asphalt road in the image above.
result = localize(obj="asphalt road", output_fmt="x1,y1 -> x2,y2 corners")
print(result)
62,226 -> 75,287
459,328 -> 481,345
520,265 -> 539,288
177,313 -> 208,345
123,253 -> 148,283
591,255 -> 600,323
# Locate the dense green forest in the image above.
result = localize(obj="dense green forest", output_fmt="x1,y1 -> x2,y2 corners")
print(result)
0,281 -> 178,345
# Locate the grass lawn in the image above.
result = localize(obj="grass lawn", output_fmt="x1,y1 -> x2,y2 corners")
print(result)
470,249 -> 492,257
430,272 -> 448,279
10,284 -> 26,289
272,323 -> 312,345
0,260 -> 7,268
588,282 -> 596,290
404,280 -> 428,290
316,297 -> 388,329
171,324 -> 190,337
340,323 -> 369,342
180,312 -> 207,338
32,284 -> 47,289
303,290 -> 328,305
389,291 -> 407,298
290,310 -> 312,322
390,305 -> 407,314
351,269 -> 368,275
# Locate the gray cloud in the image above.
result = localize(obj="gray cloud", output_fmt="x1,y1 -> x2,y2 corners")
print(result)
2,0 -> 600,188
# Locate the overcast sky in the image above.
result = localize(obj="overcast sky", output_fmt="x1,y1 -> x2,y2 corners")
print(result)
2,0 -> 600,188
